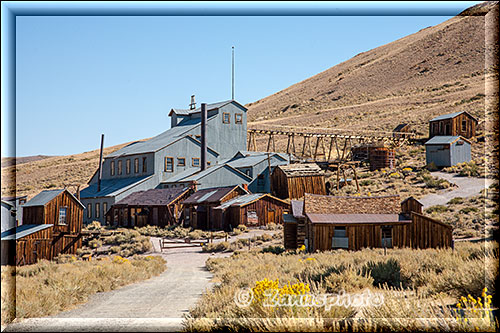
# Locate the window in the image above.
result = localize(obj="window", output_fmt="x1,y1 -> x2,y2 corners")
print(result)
381,226 -> 393,248
462,120 -> 467,131
177,157 -> 186,167
134,158 -> 139,173
117,160 -> 123,175
332,227 -> 348,249
223,112 -> 230,124
87,203 -> 92,219
245,169 -> 251,177
111,161 -> 115,176
165,157 -> 174,172
103,202 -> 108,216
235,113 -> 243,124
433,123 -> 439,134
95,203 -> 100,219
142,157 -> 147,172
192,158 -> 200,167
126,159 -> 131,174
58,207 -> 67,225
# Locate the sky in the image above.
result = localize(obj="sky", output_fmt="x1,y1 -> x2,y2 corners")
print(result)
8,1 -> 482,157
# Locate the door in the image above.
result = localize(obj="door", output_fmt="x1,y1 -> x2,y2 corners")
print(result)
267,210 -> 275,226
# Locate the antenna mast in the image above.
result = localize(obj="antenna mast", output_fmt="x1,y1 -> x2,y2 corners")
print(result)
232,46 -> 235,100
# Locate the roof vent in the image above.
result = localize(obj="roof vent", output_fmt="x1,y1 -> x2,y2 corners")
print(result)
189,95 -> 196,110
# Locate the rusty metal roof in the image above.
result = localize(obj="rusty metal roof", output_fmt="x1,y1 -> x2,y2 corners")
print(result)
291,200 -> 304,218
306,213 -> 411,224
114,188 -> 190,206
183,185 -> 247,205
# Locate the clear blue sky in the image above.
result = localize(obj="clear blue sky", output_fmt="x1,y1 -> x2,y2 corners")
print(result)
11,2 -> 481,157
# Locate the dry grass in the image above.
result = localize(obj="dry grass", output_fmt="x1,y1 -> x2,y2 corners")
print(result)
1,255 -> 166,325
184,241 -> 498,332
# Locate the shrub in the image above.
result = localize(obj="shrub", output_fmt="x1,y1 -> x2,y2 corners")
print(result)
448,197 -> 464,205
266,223 -> 277,230
460,207 -> 479,214
360,179 -> 374,186
425,205 -> 449,214
202,242 -> 230,253
88,239 -> 102,249
236,224 -> 248,233
362,258 -> 401,288
261,245 -> 285,255
324,268 -> 374,293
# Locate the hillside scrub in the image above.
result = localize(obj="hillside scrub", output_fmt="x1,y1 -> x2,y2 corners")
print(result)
1,255 -> 166,325
184,241 -> 498,332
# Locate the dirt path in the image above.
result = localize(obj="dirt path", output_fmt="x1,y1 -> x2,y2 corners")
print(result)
418,172 -> 494,208
4,229 -> 275,332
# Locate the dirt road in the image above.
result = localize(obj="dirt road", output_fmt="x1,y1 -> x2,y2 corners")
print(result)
4,230 -> 274,332
418,172 -> 494,208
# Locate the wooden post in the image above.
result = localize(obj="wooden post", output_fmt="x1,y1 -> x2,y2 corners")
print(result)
334,137 -> 340,160
286,135 -> 291,154
313,136 -> 321,160
340,138 -> 348,161
327,137 -> 334,162
301,135 -> 307,157
267,133 -> 272,152
252,132 -> 257,151
351,165 -> 360,192
336,165 -> 340,191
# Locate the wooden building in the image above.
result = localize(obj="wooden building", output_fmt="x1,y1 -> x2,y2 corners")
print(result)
1,189 -> 84,266
429,111 -> 478,139
183,185 -> 248,230
392,123 -> 411,138
107,187 -> 194,227
271,163 -> 326,200
283,200 -> 306,250
213,193 -> 290,230
425,136 -> 472,167
293,193 -> 452,252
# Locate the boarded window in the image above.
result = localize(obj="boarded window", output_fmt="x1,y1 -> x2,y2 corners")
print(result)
192,158 -> 200,167
117,160 -> 122,175
126,159 -> 131,174
95,203 -> 100,219
165,157 -> 174,172
134,158 -> 139,173
111,161 -> 115,176
58,207 -> 67,225
235,113 -> 243,124
177,157 -> 186,167
381,226 -> 393,248
223,112 -> 230,124
462,120 -> 467,131
87,203 -> 92,219
247,210 -> 258,226
332,227 -> 348,249
103,202 -> 108,216
142,157 -> 147,172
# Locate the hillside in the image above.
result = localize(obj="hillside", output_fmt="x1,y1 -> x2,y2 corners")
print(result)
246,2 -> 498,138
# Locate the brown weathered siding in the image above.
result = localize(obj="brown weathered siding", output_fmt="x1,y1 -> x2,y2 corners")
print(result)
225,196 -> 290,230
429,112 -> 477,139
14,227 -> 54,266
271,168 -> 326,200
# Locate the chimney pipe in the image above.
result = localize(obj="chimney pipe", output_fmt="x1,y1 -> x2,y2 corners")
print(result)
190,95 -> 196,110
97,134 -> 104,192
201,103 -> 207,171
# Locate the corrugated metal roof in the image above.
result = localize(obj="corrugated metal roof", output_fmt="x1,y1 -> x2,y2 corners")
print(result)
278,163 -> 324,177
162,168 -> 200,183
169,100 -> 247,116
214,194 -> 265,210
291,200 -> 304,218
181,164 -> 252,182
80,175 -> 152,198
424,136 -> 468,145
183,186 -> 245,204
306,213 -> 411,224
23,190 -> 64,207
429,111 -> 478,122
1,224 -> 53,240
114,187 -> 189,206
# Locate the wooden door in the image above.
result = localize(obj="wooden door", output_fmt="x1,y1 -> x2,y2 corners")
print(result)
267,210 -> 275,226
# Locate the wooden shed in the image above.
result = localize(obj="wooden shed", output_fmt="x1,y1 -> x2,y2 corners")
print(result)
271,163 -> 326,200
283,200 -> 306,250
392,123 -> 412,138
213,193 -> 290,230
107,187 -> 194,228
1,189 -> 84,266
182,185 -> 248,230
425,135 -> 472,167
429,111 -> 478,139
300,193 -> 452,252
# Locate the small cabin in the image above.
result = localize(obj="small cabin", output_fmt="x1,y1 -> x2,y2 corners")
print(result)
1,189 -> 84,266
392,123 -> 411,138
429,111 -> 478,139
271,163 -> 326,200
107,187 -> 194,228
213,193 -> 290,230
425,136 -> 471,167
291,193 -> 452,252
182,185 -> 248,230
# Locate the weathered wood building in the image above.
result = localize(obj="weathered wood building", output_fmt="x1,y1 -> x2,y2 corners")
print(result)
429,111 -> 478,139
425,135 -> 471,167
287,193 -> 452,252
213,193 -> 290,230
392,123 -> 412,138
271,163 -> 326,200
107,187 -> 194,227
1,189 -> 84,266
283,200 -> 306,249
183,185 -> 248,230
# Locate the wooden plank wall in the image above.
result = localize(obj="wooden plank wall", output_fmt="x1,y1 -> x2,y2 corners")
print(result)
410,213 -> 452,249
22,206 -> 44,225
284,223 -> 297,249
401,198 -> 423,215
271,168 -> 289,199
15,227 -> 54,266
44,191 -> 83,234
429,113 -> 476,139
225,197 -> 290,229
286,175 -> 327,200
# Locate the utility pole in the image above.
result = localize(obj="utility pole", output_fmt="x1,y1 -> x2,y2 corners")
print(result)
232,46 -> 235,100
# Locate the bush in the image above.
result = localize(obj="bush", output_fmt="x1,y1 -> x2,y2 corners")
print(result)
460,207 -> 479,214
362,258 -> 401,288
325,268 -> 374,293
266,223 -> 277,230
261,245 -> 285,255
425,205 -> 449,214
448,197 -> 464,205
236,225 -> 248,233
202,242 -> 230,253
88,239 -> 102,249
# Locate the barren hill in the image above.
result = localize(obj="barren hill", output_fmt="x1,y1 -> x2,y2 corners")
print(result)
246,1 -> 498,138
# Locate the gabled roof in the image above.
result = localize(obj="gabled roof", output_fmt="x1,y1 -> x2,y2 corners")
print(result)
114,187 -> 191,206
424,136 -> 472,145
393,123 -> 410,132
429,111 -> 478,123
306,213 -> 411,224
401,196 -> 423,206
80,175 -> 153,199
181,164 -> 252,183
168,100 -> 247,117
183,185 -> 248,205
1,224 -> 53,241
23,189 -> 64,207
276,163 -> 324,177
214,193 -> 289,210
